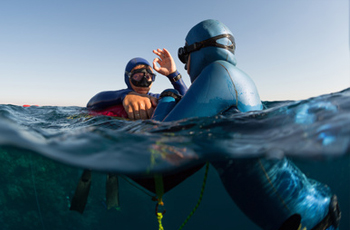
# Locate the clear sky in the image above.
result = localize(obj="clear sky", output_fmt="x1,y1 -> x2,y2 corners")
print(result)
0,0 -> 349,106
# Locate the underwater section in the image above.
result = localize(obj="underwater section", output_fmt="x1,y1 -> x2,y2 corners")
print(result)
0,146 -> 265,230
0,146 -> 348,229
0,88 -> 349,229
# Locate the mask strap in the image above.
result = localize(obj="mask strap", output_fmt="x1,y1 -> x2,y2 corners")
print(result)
184,34 -> 235,55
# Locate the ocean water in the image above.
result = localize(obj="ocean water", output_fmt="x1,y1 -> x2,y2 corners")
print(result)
0,88 -> 349,230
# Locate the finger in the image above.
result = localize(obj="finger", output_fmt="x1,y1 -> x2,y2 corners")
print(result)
131,102 -> 140,120
140,109 -> 147,119
153,49 -> 160,55
153,58 -> 160,71
163,48 -> 171,58
139,102 -> 148,119
134,109 -> 142,120
153,49 -> 162,58
144,99 -> 153,118
153,58 -> 162,72
153,57 -> 162,64
123,94 -> 134,119
159,49 -> 165,57
124,104 -> 134,120
134,111 -> 141,120
156,48 -> 165,57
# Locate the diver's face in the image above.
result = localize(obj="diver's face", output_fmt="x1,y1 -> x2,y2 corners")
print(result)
129,65 -> 154,94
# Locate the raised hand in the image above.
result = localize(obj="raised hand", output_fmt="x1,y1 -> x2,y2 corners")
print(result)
152,48 -> 177,76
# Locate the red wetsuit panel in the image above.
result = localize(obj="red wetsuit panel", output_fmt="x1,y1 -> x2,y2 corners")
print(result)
89,104 -> 128,118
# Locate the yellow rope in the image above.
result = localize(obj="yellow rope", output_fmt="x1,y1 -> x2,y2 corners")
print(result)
154,174 -> 165,230
157,212 -> 164,230
178,162 -> 210,230
153,163 -> 210,230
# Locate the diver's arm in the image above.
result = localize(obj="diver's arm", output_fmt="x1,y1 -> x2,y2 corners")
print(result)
152,48 -> 188,96
167,70 -> 188,96
147,92 -> 160,99
86,89 -> 132,110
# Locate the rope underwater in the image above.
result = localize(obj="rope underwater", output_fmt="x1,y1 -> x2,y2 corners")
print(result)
153,162 -> 210,230
178,162 -> 210,230
154,174 -> 165,230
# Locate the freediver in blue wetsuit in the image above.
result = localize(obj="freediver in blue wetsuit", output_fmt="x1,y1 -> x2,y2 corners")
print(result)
152,19 -> 341,230
71,53 -> 190,213
87,50 -> 187,120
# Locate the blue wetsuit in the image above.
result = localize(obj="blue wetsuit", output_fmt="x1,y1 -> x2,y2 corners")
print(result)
152,20 -> 339,230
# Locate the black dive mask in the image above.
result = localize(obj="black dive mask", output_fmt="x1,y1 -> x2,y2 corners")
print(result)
178,34 -> 236,66
128,68 -> 156,88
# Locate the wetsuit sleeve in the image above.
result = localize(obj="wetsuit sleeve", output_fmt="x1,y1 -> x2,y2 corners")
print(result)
86,89 -> 132,110
147,92 -> 160,99
167,70 -> 187,96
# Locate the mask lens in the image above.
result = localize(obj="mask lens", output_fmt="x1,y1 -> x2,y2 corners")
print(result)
145,69 -> 156,81
130,68 -> 155,82
131,72 -> 144,81
144,73 -> 155,81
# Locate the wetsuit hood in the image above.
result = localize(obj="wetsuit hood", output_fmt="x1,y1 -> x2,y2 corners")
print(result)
185,19 -> 237,82
124,57 -> 151,89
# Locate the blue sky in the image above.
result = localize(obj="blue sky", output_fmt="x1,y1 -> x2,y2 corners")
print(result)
0,0 -> 349,106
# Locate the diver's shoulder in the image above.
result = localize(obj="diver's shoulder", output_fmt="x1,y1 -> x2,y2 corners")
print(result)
202,60 -> 241,76
205,60 -> 238,69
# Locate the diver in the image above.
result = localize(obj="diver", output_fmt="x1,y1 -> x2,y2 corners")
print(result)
87,48 -> 187,120
74,50 -> 190,214
151,19 -> 341,230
